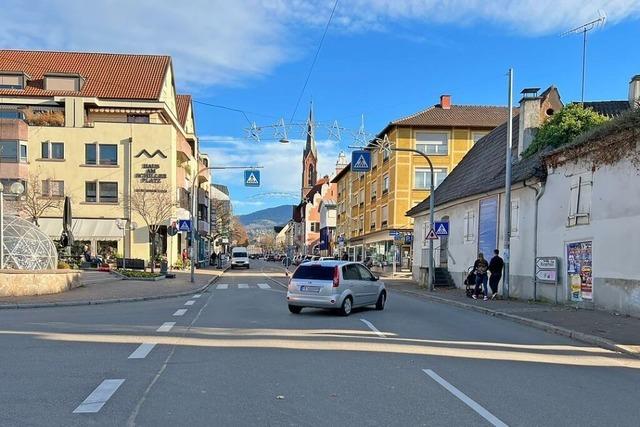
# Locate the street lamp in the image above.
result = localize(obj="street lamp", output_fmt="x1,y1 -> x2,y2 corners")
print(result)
0,181 -> 25,270
115,218 -> 137,270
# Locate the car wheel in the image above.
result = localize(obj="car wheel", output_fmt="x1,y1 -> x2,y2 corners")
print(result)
339,296 -> 353,316
375,291 -> 386,310
288,305 -> 302,314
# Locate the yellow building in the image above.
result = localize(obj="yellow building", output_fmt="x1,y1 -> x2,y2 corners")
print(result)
0,50 -> 210,267
333,95 -> 508,270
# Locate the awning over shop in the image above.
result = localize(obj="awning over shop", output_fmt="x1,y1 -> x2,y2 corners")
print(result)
39,218 -> 123,240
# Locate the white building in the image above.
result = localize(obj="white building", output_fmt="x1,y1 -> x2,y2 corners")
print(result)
408,76 -> 640,317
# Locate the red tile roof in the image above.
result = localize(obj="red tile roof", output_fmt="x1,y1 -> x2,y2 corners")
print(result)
391,104 -> 510,128
0,50 -> 170,100
176,94 -> 191,127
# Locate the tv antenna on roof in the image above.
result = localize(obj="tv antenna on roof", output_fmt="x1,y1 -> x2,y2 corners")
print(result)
561,11 -> 606,105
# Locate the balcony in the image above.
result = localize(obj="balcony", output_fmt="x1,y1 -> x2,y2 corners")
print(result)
197,187 -> 209,206
198,220 -> 210,236
0,118 -> 29,140
177,135 -> 194,161
178,188 -> 191,210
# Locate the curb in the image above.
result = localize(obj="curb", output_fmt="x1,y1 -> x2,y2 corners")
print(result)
393,287 -> 640,360
0,266 -> 229,310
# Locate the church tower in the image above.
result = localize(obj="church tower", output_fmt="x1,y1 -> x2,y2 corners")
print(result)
301,103 -> 317,199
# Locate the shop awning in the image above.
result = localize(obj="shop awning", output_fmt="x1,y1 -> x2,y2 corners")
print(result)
39,218 -> 123,240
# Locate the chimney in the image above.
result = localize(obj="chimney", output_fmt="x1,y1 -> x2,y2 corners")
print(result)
440,94 -> 451,110
518,88 -> 542,158
629,75 -> 640,108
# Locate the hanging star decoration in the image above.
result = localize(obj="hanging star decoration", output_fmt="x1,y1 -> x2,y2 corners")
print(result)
327,120 -> 344,142
374,134 -> 394,156
273,118 -> 289,142
245,121 -> 262,142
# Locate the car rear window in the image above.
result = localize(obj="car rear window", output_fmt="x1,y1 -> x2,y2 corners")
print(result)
233,252 -> 248,258
292,265 -> 334,280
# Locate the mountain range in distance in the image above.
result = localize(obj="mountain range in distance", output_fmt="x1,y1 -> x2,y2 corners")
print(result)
236,204 -> 294,235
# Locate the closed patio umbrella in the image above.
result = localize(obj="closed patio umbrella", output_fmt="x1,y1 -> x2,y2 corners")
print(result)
60,196 -> 74,247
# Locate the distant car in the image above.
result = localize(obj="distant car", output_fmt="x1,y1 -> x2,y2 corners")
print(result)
319,256 -> 335,261
231,247 -> 250,269
266,254 -> 276,261
286,260 -> 387,316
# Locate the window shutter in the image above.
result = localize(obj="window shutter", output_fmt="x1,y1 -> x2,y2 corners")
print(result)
568,176 -> 580,226
577,177 -> 592,225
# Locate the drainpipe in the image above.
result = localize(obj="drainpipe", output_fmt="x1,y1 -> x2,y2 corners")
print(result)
525,179 -> 546,301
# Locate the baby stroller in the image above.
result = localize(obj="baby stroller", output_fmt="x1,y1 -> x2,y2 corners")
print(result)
464,266 -> 478,298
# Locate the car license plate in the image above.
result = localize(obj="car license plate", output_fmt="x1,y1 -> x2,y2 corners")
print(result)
300,285 -> 320,293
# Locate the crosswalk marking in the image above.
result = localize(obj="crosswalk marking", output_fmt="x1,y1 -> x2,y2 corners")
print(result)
217,284 -> 229,290
192,294 -> 201,298
73,379 -> 125,413
238,284 -> 249,289
215,283 -> 273,290
173,309 -> 187,316
257,283 -> 270,289
128,343 -> 156,359
184,300 -> 195,306
156,322 -> 175,332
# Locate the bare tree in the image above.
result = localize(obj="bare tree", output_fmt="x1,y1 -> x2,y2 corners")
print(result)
18,169 -> 62,225
128,181 -> 175,272
231,216 -> 249,246
210,197 -> 232,240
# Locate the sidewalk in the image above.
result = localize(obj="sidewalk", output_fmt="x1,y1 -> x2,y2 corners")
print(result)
0,267 -> 227,309
385,278 -> 640,358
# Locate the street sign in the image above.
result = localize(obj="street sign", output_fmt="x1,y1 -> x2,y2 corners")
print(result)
536,257 -> 557,270
535,256 -> 559,284
536,269 -> 558,282
351,150 -> 371,172
177,219 -> 191,232
434,221 -> 449,236
425,228 -> 439,240
244,170 -> 261,187
167,222 -> 178,236
404,234 -> 413,244
389,231 -> 400,237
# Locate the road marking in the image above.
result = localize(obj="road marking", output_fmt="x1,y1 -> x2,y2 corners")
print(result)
156,322 -> 175,332
192,294 -> 201,298
257,283 -> 271,289
238,284 -> 249,289
173,309 -> 187,316
73,379 -> 125,413
422,369 -> 508,427
184,300 -> 195,306
128,343 -> 157,359
217,284 -> 228,290
360,319 -> 386,338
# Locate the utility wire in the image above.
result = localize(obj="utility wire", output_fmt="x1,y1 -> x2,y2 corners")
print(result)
289,0 -> 339,123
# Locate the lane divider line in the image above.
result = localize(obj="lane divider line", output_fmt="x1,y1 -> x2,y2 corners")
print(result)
128,343 -> 157,359
422,369 -> 508,427
184,300 -> 195,306
73,379 -> 125,414
173,309 -> 187,316
238,284 -> 249,289
192,294 -> 201,299
156,322 -> 175,332
360,319 -> 386,338
217,284 -> 228,290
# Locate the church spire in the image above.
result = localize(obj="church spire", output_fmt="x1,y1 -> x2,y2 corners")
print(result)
301,102 -> 318,199
303,101 -> 317,160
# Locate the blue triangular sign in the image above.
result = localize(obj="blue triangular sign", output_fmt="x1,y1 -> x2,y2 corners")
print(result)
354,155 -> 369,169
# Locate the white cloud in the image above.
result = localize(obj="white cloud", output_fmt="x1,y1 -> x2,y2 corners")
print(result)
1,1 -> 637,89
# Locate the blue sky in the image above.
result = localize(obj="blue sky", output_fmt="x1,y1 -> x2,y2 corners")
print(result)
2,1 -> 640,214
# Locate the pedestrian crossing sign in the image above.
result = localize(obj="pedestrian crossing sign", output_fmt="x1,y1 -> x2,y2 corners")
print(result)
244,170 -> 260,187
426,228 -> 439,240
351,150 -> 371,172
434,221 -> 449,236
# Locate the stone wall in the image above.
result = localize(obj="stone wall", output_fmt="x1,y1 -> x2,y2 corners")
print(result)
0,270 -> 81,297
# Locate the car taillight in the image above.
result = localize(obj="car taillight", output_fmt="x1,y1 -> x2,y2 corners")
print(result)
333,266 -> 340,287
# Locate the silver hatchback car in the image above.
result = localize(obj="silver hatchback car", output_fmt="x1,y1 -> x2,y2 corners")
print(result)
286,261 -> 387,316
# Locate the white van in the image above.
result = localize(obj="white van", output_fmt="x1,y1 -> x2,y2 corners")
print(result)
231,247 -> 250,269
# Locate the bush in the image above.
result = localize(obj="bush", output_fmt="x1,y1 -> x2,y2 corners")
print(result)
523,104 -> 608,157
57,261 -> 71,269
118,269 -> 162,279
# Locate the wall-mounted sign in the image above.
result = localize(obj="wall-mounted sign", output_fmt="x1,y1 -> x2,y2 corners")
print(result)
135,149 -> 167,159
134,163 -> 167,184
535,256 -> 559,285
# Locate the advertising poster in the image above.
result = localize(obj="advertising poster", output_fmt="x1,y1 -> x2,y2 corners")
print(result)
566,241 -> 593,301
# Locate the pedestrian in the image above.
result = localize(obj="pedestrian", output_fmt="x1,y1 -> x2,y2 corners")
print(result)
472,252 -> 489,300
210,251 -> 217,266
181,249 -> 188,269
488,249 -> 504,300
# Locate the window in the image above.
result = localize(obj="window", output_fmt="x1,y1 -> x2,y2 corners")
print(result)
0,74 -> 24,89
478,197 -> 498,256
472,132 -> 488,145
414,168 -> 448,189
0,141 -> 18,161
127,114 -> 150,123
359,215 -> 364,232
342,264 -> 360,280
44,74 -> 83,91
355,264 -> 375,280
371,181 -> 377,199
19,144 -> 27,162
359,189 -> 364,206
568,175 -> 592,226
370,210 -> 377,229
463,209 -> 476,242
85,181 -> 118,203
381,205 -> 389,227
416,132 -> 449,155
293,265 -> 335,280
41,142 -> 64,160
42,180 -> 64,197
382,174 -> 389,194
383,148 -> 389,161
510,199 -> 520,236
310,222 -> 320,232
85,144 -> 118,165
0,110 -> 23,119
371,151 -> 378,169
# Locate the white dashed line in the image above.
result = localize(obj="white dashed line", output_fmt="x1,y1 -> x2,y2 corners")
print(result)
156,322 -> 175,332
217,284 -> 228,290
257,283 -> 271,289
360,319 -> 386,338
128,343 -> 157,359
73,379 -> 125,413
173,309 -> 187,316
192,294 -> 201,298
422,369 -> 508,427
184,300 -> 195,306
238,284 -> 249,289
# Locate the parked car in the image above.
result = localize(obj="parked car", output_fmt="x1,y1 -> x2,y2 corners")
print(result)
266,254 -> 276,261
319,256 -> 336,261
286,261 -> 387,316
231,247 -> 250,269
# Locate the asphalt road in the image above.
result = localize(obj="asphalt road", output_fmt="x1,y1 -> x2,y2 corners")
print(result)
2,260 -> 640,426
